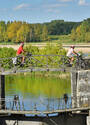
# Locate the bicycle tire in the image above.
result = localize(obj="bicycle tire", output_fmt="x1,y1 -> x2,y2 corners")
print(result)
81,61 -> 86,69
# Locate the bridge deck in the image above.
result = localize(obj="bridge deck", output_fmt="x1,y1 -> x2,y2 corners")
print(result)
0,107 -> 90,115
0,67 -> 71,75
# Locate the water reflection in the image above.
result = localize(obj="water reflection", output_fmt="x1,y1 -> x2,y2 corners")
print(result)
5,73 -> 71,111
5,73 -> 71,98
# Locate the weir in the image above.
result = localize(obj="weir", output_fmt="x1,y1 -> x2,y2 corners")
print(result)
71,70 -> 90,125
71,70 -> 90,108
0,56 -> 90,124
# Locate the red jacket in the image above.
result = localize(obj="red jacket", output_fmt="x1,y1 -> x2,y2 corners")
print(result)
17,46 -> 24,55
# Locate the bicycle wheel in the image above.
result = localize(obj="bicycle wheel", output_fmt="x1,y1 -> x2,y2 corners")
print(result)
75,62 -> 80,70
78,59 -> 86,70
81,60 -> 86,69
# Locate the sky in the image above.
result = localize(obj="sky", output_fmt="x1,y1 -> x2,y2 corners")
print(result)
0,0 -> 90,23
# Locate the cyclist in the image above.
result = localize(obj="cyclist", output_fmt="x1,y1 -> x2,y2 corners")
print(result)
66,45 -> 78,64
16,42 -> 25,64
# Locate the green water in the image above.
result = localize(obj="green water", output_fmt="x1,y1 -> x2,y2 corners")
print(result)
5,73 -> 71,99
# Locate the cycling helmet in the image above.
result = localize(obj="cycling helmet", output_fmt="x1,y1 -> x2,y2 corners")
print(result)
71,45 -> 75,49
20,42 -> 24,46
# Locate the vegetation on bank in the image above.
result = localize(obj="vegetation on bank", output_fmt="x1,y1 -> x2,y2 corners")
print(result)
21,71 -> 70,79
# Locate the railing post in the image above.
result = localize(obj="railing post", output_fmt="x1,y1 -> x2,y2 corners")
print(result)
0,75 -> 5,109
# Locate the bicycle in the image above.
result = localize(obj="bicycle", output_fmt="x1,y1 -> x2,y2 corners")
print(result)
61,56 -> 72,67
12,52 -> 32,68
74,54 -> 86,70
61,54 -> 86,70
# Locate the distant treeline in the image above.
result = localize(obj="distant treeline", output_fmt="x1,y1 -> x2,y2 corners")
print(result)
0,18 -> 90,43
44,20 -> 80,35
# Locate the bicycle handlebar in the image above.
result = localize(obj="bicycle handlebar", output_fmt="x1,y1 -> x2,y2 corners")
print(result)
25,52 -> 32,56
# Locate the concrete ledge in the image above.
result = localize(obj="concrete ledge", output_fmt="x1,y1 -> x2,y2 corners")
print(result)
6,120 -> 47,125
87,116 -> 90,125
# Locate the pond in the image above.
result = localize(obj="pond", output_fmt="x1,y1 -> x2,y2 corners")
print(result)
5,72 -> 71,113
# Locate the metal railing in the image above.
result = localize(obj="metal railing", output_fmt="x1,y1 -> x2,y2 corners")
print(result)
0,54 -> 87,74
0,54 -> 66,74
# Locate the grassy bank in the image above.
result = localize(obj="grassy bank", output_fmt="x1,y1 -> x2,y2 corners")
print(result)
0,34 -> 89,45
49,35 -> 90,45
21,71 -> 70,79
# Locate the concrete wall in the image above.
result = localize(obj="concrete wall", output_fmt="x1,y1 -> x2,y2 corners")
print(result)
5,120 -> 47,125
71,71 -> 78,108
87,116 -> 90,125
77,70 -> 90,96
77,70 -> 90,107
71,70 -> 90,125
71,70 -> 90,108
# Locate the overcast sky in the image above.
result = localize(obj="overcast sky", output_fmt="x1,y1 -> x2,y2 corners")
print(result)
0,0 -> 90,23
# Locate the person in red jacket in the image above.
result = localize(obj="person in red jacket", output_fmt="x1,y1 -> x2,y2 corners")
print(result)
16,42 -> 25,63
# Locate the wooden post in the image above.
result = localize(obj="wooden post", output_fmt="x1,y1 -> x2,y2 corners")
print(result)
0,75 -> 5,109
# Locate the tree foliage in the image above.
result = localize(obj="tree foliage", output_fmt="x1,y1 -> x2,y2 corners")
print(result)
7,21 -> 22,42
16,24 -> 30,42
0,21 -> 7,42
0,18 -> 89,43
44,20 -> 80,35
0,19 -> 81,43
71,18 -> 90,42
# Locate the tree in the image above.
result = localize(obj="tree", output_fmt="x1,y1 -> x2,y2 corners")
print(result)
71,29 -> 77,41
76,26 -> 82,42
45,20 -> 80,35
41,25 -> 48,41
7,21 -> 22,42
0,21 -> 6,42
34,24 -> 42,42
85,32 -> 90,42
72,18 -> 90,42
29,25 -> 35,42
16,24 -> 30,42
